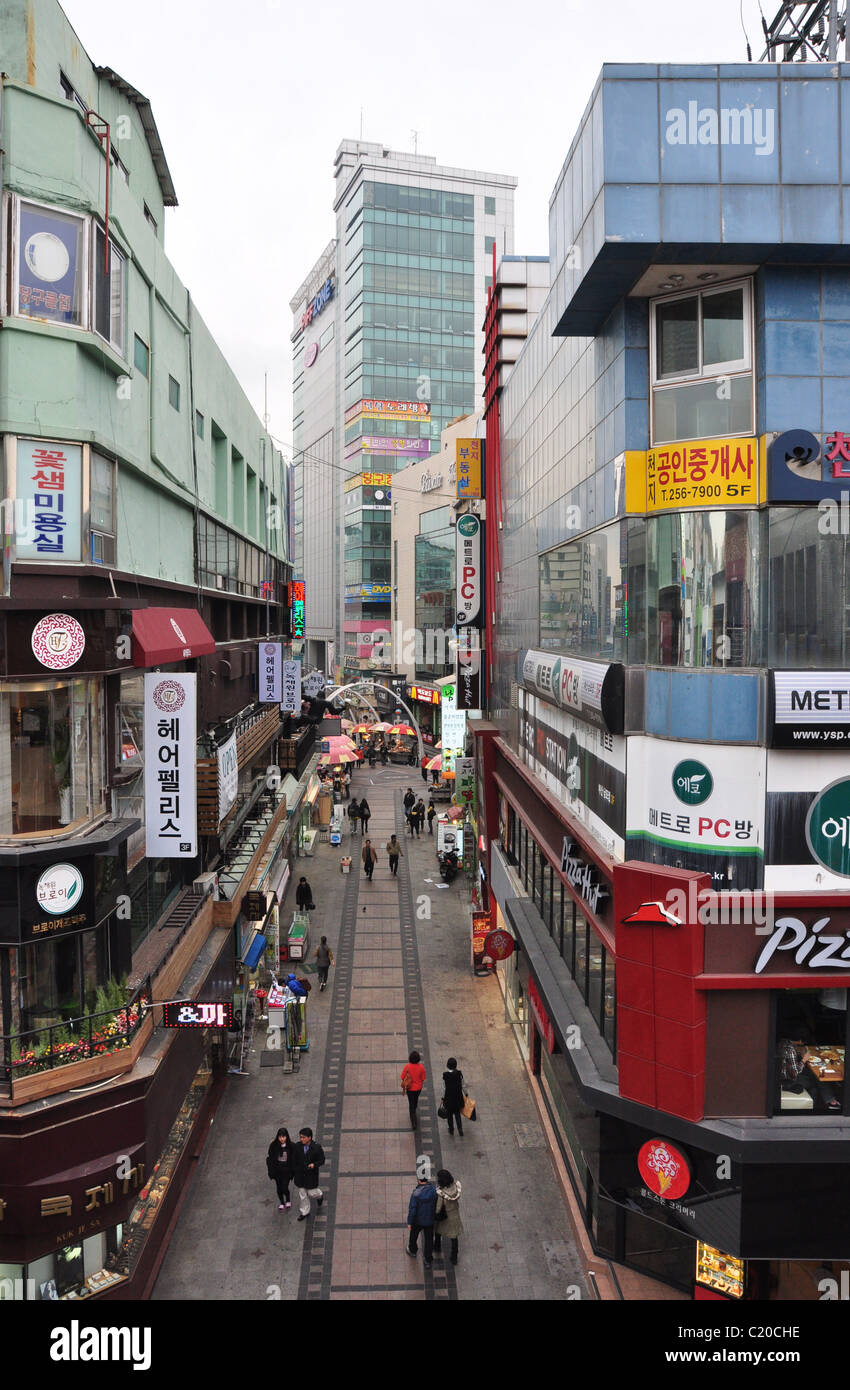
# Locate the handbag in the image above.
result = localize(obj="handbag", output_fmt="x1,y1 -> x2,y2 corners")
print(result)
435,1203 -> 448,1223
401,1070 -> 411,1093
437,1100 -> 448,1119
461,1093 -> 477,1120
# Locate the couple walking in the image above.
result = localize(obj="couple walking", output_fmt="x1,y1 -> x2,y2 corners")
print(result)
399,1053 -> 467,1137
348,797 -> 371,834
265,1126 -> 325,1218
407,1167 -> 463,1267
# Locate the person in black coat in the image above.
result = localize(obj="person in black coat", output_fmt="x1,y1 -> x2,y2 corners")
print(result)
293,1127 -> 326,1220
295,877 -> 314,911
359,798 -> 371,834
266,1127 -> 295,1209
442,1057 -> 465,1137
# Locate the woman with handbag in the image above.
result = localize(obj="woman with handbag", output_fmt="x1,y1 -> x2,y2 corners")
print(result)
433,1168 -> 463,1265
440,1057 -> 465,1137
400,1049 -> 426,1129
295,877 -> 315,912
266,1126 -> 295,1210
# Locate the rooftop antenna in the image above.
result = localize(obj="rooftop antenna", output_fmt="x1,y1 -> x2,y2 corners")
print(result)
411,128 -> 419,155
759,1 -> 848,60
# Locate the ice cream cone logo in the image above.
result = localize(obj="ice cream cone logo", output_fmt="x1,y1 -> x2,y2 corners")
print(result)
637,1138 -> 691,1202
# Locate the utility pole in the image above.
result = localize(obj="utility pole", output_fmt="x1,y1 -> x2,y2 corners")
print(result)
759,1 -> 848,61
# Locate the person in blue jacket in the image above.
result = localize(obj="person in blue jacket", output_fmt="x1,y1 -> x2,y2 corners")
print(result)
406,1170 -> 438,1267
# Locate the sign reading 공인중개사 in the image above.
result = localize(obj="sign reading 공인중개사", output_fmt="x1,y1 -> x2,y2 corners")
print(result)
144,674 -> 197,858
626,437 -> 759,512
259,642 -> 282,704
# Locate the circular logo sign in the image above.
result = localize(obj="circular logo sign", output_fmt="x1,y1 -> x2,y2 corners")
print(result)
25,231 -> 70,283
152,679 -> 187,713
36,862 -> 84,916
483,929 -> 515,961
672,759 -> 713,806
637,1138 -> 691,1201
457,515 -> 479,538
306,342 -> 319,368
31,614 -> 86,670
806,776 -> 850,877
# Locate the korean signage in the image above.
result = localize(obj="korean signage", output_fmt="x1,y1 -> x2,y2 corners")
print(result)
771,671 -> 850,747
408,685 -> 440,705
637,1139 -> 691,1202
768,428 -> 850,503
300,275 -> 334,330
360,399 -> 430,420
18,204 -> 81,323
625,437 -> 760,512
455,756 -> 476,813
16,859 -> 94,944
519,691 -> 626,859
455,439 -> 482,499
144,674 -> 197,858
281,659 -> 302,713
162,1000 -> 234,1029
520,650 -> 625,735
289,581 -> 305,639
455,514 -> 481,626
259,641 -> 282,703
345,472 -> 393,490
217,732 -> 238,824
441,705 -> 467,772
16,440 -> 82,561
806,777 -> 850,878
352,437 -> 430,457
626,738 -> 764,890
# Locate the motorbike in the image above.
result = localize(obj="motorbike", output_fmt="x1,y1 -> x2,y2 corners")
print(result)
438,849 -> 459,883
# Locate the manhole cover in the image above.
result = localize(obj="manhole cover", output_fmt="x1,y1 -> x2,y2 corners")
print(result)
514,1122 -> 546,1149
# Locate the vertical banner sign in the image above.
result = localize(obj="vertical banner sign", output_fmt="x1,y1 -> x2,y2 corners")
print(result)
16,439 -> 82,561
456,439 -> 483,499
281,660 -> 302,713
455,515 -> 481,626
290,581 -> 306,639
144,674 -> 197,858
456,629 -> 482,710
217,732 -> 238,824
259,641 -> 282,703
455,756 -> 476,812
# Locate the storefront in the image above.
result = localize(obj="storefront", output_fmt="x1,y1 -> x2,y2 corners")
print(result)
406,683 -> 440,743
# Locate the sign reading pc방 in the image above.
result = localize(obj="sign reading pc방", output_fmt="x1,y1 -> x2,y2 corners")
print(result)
144,674 -> 197,858
455,514 -> 481,626
520,650 -> 625,735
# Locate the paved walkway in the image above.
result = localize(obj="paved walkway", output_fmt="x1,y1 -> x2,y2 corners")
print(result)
153,764 -> 586,1302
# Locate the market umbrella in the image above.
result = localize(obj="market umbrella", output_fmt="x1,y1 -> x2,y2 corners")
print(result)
372,722 -> 391,732
340,718 -> 354,730
445,803 -> 465,820
425,755 -> 442,771
351,723 -> 373,734
386,724 -> 416,736
318,749 -> 362,765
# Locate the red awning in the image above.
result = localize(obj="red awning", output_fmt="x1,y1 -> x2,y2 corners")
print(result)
131,607 -> 216,667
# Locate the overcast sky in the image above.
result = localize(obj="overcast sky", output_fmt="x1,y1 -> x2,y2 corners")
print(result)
62,0 -> 767,446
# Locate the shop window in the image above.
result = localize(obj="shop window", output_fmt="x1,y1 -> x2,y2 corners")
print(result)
769,508 -> 850,668
562,897 -> 576,976
0,678 -> 105,837
603,957 -> 617,1059
93,226 -> 125,354
651,280 -> 753,444
14,199 -> 87,326
54,1245 -> 84,1296
774,989 -> 847,1116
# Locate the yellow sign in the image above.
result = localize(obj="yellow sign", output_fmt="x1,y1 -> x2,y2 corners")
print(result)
456,439 -> 482,499
625,437 -> 764,512
345,471 -> 393,491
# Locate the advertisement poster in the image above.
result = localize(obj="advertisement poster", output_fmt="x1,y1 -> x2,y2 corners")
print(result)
626,437 -> 759,512
281,660 -> 302,713
518,691 -> 626,859
258,641 -> 282,703
441,705 -> 467,773
217,732 -> 238,824
144,674 -> 197,858
626,737 -> 765,890
770,671 -> 850,747
16,439 -> 82,561
520,650 -> 625,734
17,204 -> 83,324
765,750 -> 850,891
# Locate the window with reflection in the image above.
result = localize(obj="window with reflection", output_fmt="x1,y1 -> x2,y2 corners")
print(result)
647,509 -> 762,667
539,520 -> 645,663
769,507 -> 850,667
0,679 -> 104,835
651,281 -> 753,444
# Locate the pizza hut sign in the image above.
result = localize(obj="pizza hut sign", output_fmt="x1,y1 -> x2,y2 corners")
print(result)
560,836 -> 609,917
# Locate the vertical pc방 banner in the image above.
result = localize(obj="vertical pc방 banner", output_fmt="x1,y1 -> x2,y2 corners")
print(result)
281,660 -> 302,713
259,641 -> 282,702
217,732 -> 238,824
455,514 -> 481,626
144,674 -> 197,858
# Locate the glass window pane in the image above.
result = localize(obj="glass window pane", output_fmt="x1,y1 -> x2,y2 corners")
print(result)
653,373 -> 752,443
656,296 -> 698,378
703,286 -> 744,366
574,913 -> 588,1000
588,931 -> 604,1029
91,454 -> 113,533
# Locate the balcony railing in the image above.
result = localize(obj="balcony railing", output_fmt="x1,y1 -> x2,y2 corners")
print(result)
0,975 -> 151,1091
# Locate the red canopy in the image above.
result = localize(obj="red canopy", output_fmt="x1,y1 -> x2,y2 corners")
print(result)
132,607 -> 216,667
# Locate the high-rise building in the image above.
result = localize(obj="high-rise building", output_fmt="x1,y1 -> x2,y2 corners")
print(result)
291,141 -> 516,687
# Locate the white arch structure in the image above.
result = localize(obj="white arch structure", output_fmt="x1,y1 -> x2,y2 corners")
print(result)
329,680 -> 424,760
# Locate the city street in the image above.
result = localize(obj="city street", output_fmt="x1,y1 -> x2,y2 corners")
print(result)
153,764 -> 587,1302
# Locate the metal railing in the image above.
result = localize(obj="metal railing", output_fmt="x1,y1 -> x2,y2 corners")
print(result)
1,975 -> 152,1091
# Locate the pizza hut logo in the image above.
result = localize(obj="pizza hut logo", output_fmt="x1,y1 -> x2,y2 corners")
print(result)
152,679 -> 187,712
637,1139 -> 691,1201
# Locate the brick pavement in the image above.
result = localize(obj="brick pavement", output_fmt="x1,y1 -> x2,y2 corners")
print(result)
152,763 -> 587,1302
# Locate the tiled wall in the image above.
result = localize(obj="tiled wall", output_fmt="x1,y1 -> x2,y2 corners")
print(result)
757,265 -> 850,434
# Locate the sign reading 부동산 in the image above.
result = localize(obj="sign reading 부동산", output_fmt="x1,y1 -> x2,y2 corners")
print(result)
144,674 -> 197,858
771,671 -> 850,747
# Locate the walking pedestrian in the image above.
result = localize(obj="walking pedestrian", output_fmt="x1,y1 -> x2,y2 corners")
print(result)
293,1127 -> 325,1221
426,799 -> 436,835
408,745 -> 417,767
432,1169 -> 463,1265
348,797 -> 361,834
342,770 -> 351,800
421,755 -> 429,783
380,744 -> 388,765
406,1169 -> 437,1267
295,876 -> 314,912
406,807 -> 418,837
359,797 -> 371,834
266,1126 -> 294,1210
368,746 -> 376,767
431,767 -> 440,785
415,798 -> 426,834
403,787 -> 416,818
401,1049 -> 426,1129
441,1057 -> 465,1137
386,834 -> 404,876
314,936 -> 334,991
362,838 -> 377,880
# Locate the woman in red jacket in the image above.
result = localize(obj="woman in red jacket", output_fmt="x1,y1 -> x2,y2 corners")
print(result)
401,1050 -> 426,1130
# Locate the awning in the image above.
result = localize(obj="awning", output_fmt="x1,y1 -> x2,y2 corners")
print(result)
242,932 -> 267,971
132,607 -> 216,667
